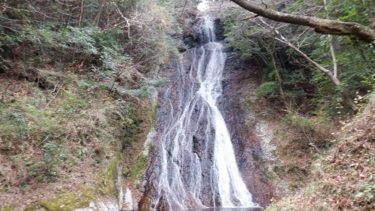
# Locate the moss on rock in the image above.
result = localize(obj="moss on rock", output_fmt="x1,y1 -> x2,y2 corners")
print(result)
0,205 -> 15,211
39,191 -> 93,211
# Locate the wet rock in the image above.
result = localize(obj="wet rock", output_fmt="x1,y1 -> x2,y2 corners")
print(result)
214,18 -> 225,41
140,4 -> 273,210
220,52 -> 274,206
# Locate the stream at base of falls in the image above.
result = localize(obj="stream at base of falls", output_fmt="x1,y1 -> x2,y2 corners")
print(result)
140,2 -> 259,210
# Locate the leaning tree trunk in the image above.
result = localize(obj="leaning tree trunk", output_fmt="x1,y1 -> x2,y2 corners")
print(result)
230,0 -> 375,42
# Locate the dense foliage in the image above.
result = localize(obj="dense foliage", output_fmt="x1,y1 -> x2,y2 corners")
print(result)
0,0 -> 183,76
223,0 -> 375,116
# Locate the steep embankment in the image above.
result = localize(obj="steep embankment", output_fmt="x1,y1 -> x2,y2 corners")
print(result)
267,97 -> 375,210
0,1 -> 188,210
0,59 -> 153,210
0,47 -> 156,211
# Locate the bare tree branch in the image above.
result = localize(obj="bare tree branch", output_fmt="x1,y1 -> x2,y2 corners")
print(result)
113,2 -> 132,43
323,0 -> 338,78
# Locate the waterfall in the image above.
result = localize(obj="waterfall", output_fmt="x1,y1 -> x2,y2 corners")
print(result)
143,1 -> 257,210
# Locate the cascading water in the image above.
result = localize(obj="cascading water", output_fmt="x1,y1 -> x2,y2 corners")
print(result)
142,1 -> 257,210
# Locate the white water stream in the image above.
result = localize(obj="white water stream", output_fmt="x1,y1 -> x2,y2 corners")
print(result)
148,1 -> 257,209
197,17 -> 254,208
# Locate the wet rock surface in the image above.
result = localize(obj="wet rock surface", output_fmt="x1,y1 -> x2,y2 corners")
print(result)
139,8 -> 273,210
219,51 -> 274,206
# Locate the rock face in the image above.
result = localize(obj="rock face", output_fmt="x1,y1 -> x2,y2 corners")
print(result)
219,50 -> 274,206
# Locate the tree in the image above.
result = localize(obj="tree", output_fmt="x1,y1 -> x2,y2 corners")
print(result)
230,0 -> 375,41
226,0 -> 374,111
258,18 -> 358,111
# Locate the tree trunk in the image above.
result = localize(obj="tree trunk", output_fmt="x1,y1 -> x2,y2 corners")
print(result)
341,90 -> 359,112
230,0 -> 375,41
79,0 -> 84,26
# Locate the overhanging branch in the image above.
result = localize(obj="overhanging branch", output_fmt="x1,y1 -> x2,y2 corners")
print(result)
230,0 -> 375,41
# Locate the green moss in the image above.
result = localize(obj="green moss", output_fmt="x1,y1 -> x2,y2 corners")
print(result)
61,90 -> 88,113
128,153 -> 149,180
38,186 -> 96,211
0,205 -> 15,211
96,158 -> 118,196
0,103 -> 5,114
122,101 -> 155,180
36,103 -> 123,207
78,185 -> 97,201
0,102 -> 62,142
39,191 -> 92,211
21,104 -> 60,132
147,103 -> 157,126
24,203 -> 38,211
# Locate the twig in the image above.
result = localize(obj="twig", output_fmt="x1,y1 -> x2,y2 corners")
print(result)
242,14 -> 259,21
45,82 -> 64,108
112,2 -> 132,44
302,126 -> 321,153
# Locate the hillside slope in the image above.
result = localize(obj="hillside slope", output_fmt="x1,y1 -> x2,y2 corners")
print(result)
267,95 -> 375,210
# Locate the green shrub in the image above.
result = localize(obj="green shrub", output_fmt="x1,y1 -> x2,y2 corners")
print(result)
0,112 -> 32,141
283,112 -> 315,132
256,81 -> 278,98
42,142 -> 66,166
